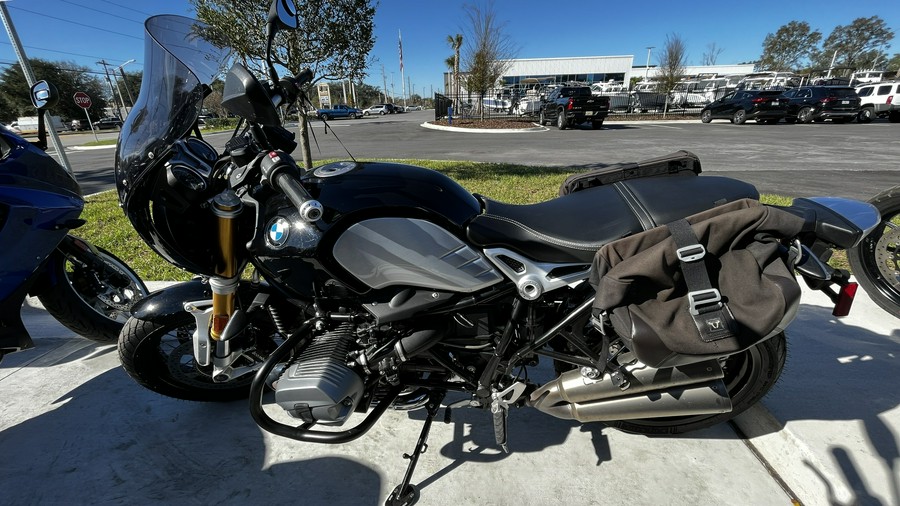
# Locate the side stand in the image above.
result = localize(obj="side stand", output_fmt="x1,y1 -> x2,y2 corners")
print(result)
385,389 -> 446,506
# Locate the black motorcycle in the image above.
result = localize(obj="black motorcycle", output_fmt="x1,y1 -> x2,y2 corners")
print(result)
113,3 -> 881,505
0,81 -> 147,362
848,185 -> 900,319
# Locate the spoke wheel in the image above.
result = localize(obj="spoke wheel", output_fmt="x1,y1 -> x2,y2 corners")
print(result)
848,185 -> 900,318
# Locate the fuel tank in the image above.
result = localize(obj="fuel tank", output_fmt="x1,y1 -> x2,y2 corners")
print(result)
252,161 -> 502,296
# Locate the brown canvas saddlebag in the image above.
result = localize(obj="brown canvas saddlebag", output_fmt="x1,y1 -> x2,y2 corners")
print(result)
589,198 -> 808,368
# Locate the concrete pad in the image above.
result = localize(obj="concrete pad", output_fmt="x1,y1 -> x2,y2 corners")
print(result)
2,296 -> 792,505
736,283 -> 900,506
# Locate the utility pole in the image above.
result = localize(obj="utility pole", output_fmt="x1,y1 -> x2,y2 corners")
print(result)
0,2 -> 70,172
381,65 -> 388,103
98,59 -> 127,119
117,59 -> 136,107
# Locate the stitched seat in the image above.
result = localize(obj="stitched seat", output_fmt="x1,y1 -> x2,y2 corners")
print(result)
467,175 -> 759,263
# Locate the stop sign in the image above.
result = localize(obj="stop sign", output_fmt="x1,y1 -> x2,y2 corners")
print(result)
73,91 -> 92,109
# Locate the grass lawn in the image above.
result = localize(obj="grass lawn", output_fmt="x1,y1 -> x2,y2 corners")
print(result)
78,159 -> 844,281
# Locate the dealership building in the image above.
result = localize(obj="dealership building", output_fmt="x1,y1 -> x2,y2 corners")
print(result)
444,55 -> 755,92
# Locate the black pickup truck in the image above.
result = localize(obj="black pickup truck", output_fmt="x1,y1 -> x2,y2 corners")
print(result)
539,86 -> 610,129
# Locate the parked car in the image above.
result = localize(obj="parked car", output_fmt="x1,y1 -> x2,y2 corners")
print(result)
363,104 -> 390,115
700,90 -> 788,124
93,117 -> 123,130
70,119 -> 90,131
781,86 -> 860,124
538,86 -> 610,129
855,81 -> 900,123
389,104 -> 404,113
315,104 -> 363,120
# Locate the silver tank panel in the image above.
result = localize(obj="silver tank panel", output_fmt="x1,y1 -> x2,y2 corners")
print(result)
332,218 -> 503,292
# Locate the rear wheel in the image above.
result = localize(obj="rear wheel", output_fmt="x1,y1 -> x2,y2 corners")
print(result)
321,113 -> 330,121
557,109 -> 568,130
700,110 -> 712,123
607,333 -> 787,435
848,185 -> 900,319
732,109 -> 746,125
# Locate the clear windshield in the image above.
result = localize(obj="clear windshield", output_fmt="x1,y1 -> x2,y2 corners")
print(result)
115,15 -> 230,205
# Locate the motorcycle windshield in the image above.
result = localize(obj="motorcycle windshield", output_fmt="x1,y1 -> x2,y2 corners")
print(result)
115,15 -> 230,205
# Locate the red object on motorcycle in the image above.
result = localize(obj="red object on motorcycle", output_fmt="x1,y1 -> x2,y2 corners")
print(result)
832,281 -> 858,317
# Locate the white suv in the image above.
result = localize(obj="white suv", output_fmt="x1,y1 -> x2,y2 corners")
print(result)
855,81 -> 900,123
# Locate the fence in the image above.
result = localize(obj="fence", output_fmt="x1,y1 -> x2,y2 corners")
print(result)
433,85 -> 745,122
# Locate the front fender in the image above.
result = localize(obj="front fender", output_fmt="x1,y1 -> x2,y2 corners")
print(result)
131,279 -> 212,322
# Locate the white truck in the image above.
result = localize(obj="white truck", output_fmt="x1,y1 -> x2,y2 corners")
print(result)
15,115 -> 67,133
855,81 -> 900,123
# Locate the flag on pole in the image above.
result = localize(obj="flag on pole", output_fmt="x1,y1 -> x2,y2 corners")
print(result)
398,30 -> 404,72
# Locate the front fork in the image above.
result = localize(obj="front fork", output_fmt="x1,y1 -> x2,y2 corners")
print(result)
186,191 -> 249,382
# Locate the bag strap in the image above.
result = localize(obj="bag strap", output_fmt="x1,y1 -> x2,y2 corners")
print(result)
666,219 -> 739,342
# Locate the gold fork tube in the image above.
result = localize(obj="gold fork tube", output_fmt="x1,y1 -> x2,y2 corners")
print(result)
209,191 -> 243,341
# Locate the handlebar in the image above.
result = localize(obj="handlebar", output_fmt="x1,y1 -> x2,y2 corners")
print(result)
259,150 -> 323,222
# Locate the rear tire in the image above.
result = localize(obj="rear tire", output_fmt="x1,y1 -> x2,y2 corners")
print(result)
321,113 -> 330,121
557,109 -> 568,130
848,185 -> 900,319
38,246 -> 148,342
606,333 -> 787,435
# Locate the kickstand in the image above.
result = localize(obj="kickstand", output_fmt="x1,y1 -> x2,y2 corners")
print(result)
384,390 -> 446,506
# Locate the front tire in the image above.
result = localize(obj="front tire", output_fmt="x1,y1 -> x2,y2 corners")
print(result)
118,312 -> 263,402
606,333 -> 787,435
797,107 -> 814,124
732,109 -> 747,125
848,185 -> 900,318
700,110 -> 712,123
320,113 -> 329,121
539,110 -> 547,126
38,246 -> 148,342
857,107 -> 874,123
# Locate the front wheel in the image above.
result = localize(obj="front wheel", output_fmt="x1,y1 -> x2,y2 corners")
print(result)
857,108 -> 874,123
732,109 -> 747,125
37,245 -> 148,342
539,110 -> 547,126
320,113 -> 330,121
118,311 -> 278,402
797,107 -> 814,124
606,333 -> 787,435
848,185 -> 900,318
700,110 -> 712,123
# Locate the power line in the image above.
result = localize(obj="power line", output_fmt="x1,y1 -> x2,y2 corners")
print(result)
0,59 -> 122,77
0,40 -> 142,67
98,0 -> 154,17
57,0 -> 144,25
8,5 -> 142,40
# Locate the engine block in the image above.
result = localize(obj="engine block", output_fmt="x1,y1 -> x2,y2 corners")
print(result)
274,324 -> 364,424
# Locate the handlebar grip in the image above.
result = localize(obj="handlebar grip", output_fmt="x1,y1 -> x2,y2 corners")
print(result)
260,151 -> 323,222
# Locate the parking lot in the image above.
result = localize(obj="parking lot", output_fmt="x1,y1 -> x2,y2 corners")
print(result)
57,110 -> 898,200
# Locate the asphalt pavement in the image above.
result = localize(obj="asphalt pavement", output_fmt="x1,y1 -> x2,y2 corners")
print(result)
1,281 -> 897,506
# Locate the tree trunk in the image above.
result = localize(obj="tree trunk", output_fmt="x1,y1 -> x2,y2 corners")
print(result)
299,114 -> 312,171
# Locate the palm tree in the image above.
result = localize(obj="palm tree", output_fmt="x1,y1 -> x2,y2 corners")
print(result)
447,34 -> 463,107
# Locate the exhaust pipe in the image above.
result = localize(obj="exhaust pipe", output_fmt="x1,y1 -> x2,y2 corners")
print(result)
528,359 -> 732,422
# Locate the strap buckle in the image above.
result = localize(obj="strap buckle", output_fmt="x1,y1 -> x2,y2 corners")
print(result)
676,244 -> 706,262
688,288 -> 722,315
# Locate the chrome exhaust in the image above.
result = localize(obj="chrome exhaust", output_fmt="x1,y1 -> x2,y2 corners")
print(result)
528,359 -> 732,422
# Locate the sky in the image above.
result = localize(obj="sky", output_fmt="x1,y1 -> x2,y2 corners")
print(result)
2,0 -> 898,102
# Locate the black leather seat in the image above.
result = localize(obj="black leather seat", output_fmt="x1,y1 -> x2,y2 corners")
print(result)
467,175 -> 759,263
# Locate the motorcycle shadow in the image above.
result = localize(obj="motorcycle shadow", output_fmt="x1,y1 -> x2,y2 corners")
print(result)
0,365 -> 384,506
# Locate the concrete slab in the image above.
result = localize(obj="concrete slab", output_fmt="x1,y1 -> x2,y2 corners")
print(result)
2,280 -> 897,505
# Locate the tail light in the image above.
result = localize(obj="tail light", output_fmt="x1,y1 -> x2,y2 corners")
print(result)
751,97 -> 767,103
888,96 -> 894,105
821,96 -> 836,103
567,98 -> 574,110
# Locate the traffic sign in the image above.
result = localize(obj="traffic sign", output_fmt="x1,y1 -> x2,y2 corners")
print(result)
73,91 -> 92,109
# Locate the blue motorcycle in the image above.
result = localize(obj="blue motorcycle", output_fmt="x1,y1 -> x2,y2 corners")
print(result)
0,81 -> 147,362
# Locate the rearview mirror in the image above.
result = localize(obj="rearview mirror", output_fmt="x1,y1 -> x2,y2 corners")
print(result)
268,0 -> 298,31
30,80 -> 59,110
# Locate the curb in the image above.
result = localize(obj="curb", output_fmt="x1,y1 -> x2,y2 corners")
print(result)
69,144 -> 117,151
421,122 -> 547,133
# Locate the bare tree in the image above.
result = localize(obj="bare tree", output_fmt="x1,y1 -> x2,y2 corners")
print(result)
701,42 -> 724,66
460,1 -> 517,120
657,34 -> 687,96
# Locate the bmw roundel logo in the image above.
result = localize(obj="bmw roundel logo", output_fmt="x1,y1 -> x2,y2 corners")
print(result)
267,217 -> 290,247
